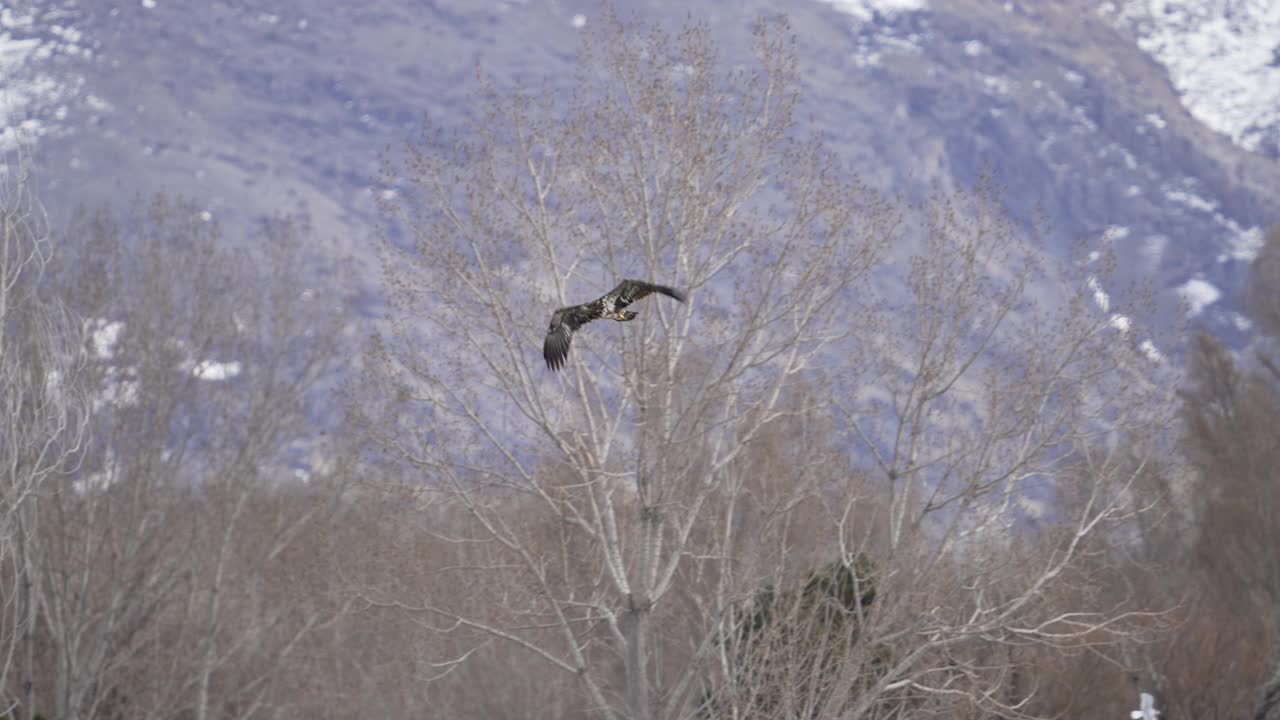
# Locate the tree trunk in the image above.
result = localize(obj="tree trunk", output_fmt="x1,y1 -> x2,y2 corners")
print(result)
20,506 -> 37,720
623,599 -> 652,720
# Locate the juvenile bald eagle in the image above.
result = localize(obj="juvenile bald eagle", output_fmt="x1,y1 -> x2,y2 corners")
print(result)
543,279 -> 687,371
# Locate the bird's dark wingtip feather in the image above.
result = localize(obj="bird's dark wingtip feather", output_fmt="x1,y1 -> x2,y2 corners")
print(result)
543,329 -> 569,371
658,284 -> 687,303
544,344 -> 562,371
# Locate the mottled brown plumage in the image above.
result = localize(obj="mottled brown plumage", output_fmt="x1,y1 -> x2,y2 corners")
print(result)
543,279 -> 687,371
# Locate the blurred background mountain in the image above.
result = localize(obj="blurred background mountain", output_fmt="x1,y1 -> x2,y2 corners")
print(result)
2,0 -> 1277,339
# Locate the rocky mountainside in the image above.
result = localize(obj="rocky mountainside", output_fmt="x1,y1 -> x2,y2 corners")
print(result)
3,0 -> 1278,345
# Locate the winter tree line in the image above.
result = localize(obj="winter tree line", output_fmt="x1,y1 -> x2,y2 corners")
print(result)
2,13 -> 1279,720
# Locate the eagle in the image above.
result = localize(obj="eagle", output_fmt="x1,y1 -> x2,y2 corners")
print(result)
543,279 -> 687,371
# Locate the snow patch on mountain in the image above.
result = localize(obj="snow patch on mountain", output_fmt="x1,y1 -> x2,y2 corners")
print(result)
1165,187 -> 1216,213
1162,179 -> 1266,263
1222,225 -> 1265,263
0,5 -> 90,151
1227,312 -> 1252,332
1099,0 -> 1280,155
188,360 -> 243,381
819,0 -> 929,68
1139,339 -> 1164,363
1102,225 -> 1130,242
818,0 -> 928,22
1088,275 -> 1111,312
1178,276 -> 1221,316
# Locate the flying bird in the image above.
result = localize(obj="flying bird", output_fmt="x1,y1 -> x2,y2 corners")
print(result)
543,279 -> 687,371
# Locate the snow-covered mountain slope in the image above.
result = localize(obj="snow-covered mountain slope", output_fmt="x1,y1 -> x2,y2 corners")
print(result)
797,0 -> 1277,338
0,3 -> 95,151
1100,0 -> 1280,158
3,0 -> 1278,347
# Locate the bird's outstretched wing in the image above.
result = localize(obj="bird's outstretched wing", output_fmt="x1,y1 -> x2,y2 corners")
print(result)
607,279 -> 687,307
544,280 -> 687,371
543,303 -> 602,371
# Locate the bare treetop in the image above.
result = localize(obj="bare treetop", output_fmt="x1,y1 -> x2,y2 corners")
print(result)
361,12 -> 1175,720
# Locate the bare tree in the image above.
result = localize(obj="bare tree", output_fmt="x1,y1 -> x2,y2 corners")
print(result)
1247,226 -> 1280,347
363,13 -> 891,720
1181,225 -> 1280,720
360,11 -> 1177,717
818,189 -> 1174,719
0,146 -> 90,720
15,200 -> 345,719
361,8 -> 1174,718
999,227 -> 1280,720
